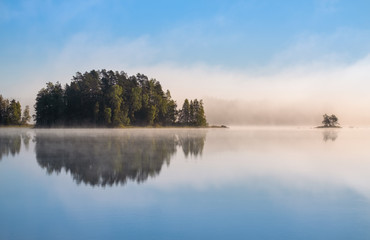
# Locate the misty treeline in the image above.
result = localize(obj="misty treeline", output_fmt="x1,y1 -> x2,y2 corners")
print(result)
0,95 -> 31,126
35,70 -> 207,127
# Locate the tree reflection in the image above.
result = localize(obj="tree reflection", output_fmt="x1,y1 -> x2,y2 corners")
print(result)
322,130 -> 338,142
35,130 -> 206,187
0,131 -> 31,160
179,134 -> 205,157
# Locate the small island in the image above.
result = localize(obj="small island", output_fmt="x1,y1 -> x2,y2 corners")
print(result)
34,69 -> 208,128
316,114 -> 341,128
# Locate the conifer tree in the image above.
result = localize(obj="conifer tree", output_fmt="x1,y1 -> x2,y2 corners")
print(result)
179,99 -> 190,125
34,70 -> 207,127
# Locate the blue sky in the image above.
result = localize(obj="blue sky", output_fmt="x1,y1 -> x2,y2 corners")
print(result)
2,0 -> 370,67
1,0 -> 370,124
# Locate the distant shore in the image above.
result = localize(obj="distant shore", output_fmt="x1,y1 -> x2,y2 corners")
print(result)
315,126 -> 342,129
0,125 -> 34,128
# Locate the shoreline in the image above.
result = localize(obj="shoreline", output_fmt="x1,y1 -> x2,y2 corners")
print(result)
315,126 -> 342,129
0,125 -> 34,128
0,125 -> 228,129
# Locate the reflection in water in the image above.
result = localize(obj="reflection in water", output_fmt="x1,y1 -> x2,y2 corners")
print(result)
34,130 -> 206,187
21,132 -> 31,150
0,130 -> 30,160
322,130 -> 338,142
179,134 -> 205,157
3,128 -> 370,240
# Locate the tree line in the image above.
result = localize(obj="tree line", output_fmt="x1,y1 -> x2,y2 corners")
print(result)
34,69 -> 207,127
0,95 -> 31,126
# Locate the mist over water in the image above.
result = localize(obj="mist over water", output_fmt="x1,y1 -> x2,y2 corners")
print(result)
34,129 -> 206,186
204,97 -> 370,126
1,127 -> 370,239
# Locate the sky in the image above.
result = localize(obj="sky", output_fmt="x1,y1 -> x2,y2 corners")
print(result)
1,0 -> 370,125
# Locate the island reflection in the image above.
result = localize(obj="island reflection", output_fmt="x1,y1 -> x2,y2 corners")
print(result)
322,130 -> 338,142
34,130 -> 206,187
0,130 -> 30,160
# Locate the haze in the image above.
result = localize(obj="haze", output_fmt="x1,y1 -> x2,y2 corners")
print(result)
1,1 -> 370,125
3,127 -> 370,200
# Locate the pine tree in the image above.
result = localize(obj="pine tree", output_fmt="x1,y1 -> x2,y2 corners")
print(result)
195,100 -> 207,126
179,99 -> 190,125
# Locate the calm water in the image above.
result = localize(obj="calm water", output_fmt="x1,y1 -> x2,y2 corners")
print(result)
1,127 -> 370,240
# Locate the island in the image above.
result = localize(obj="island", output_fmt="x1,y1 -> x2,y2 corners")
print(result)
34,69 -> 208,128
316,114 -> 341,128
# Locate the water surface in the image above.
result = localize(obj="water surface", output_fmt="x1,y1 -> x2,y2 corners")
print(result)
1,127 -> 370,240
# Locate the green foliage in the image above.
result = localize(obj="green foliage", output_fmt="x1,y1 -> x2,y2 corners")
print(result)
34,69 -> 208,127
179,98 -> 207,126
34,82 -> 65,126
195,100 -> 207,126
129,87 -> 142,121
148,105 -> 157,126
164,90 -> 177,125
94,102 -> 100,123
179,99 -> 190,124
0,95 -> 27,126
104,107 -> 112,125
107,85 -> 124,126
8,100 -> 21,124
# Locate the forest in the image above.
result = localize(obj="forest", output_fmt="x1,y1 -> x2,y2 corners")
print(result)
34,69 -> 207,127
0,95 -> 31,126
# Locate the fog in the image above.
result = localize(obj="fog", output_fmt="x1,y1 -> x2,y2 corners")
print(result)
204,97 -> 322,126
5,37 -> 370,126
204,97 -> 368,126
11,54 -> 370,126
0,128 -> 207,186
2,127 -> 370,200
3,127 -> 370,239
3,2 -> 370,127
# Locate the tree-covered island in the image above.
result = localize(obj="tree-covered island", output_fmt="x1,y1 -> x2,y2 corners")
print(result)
34,69 -> 207,127
316,114 -> 341,128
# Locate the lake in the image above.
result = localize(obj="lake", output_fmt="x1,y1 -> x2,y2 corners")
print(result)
1,127 -> 370,240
